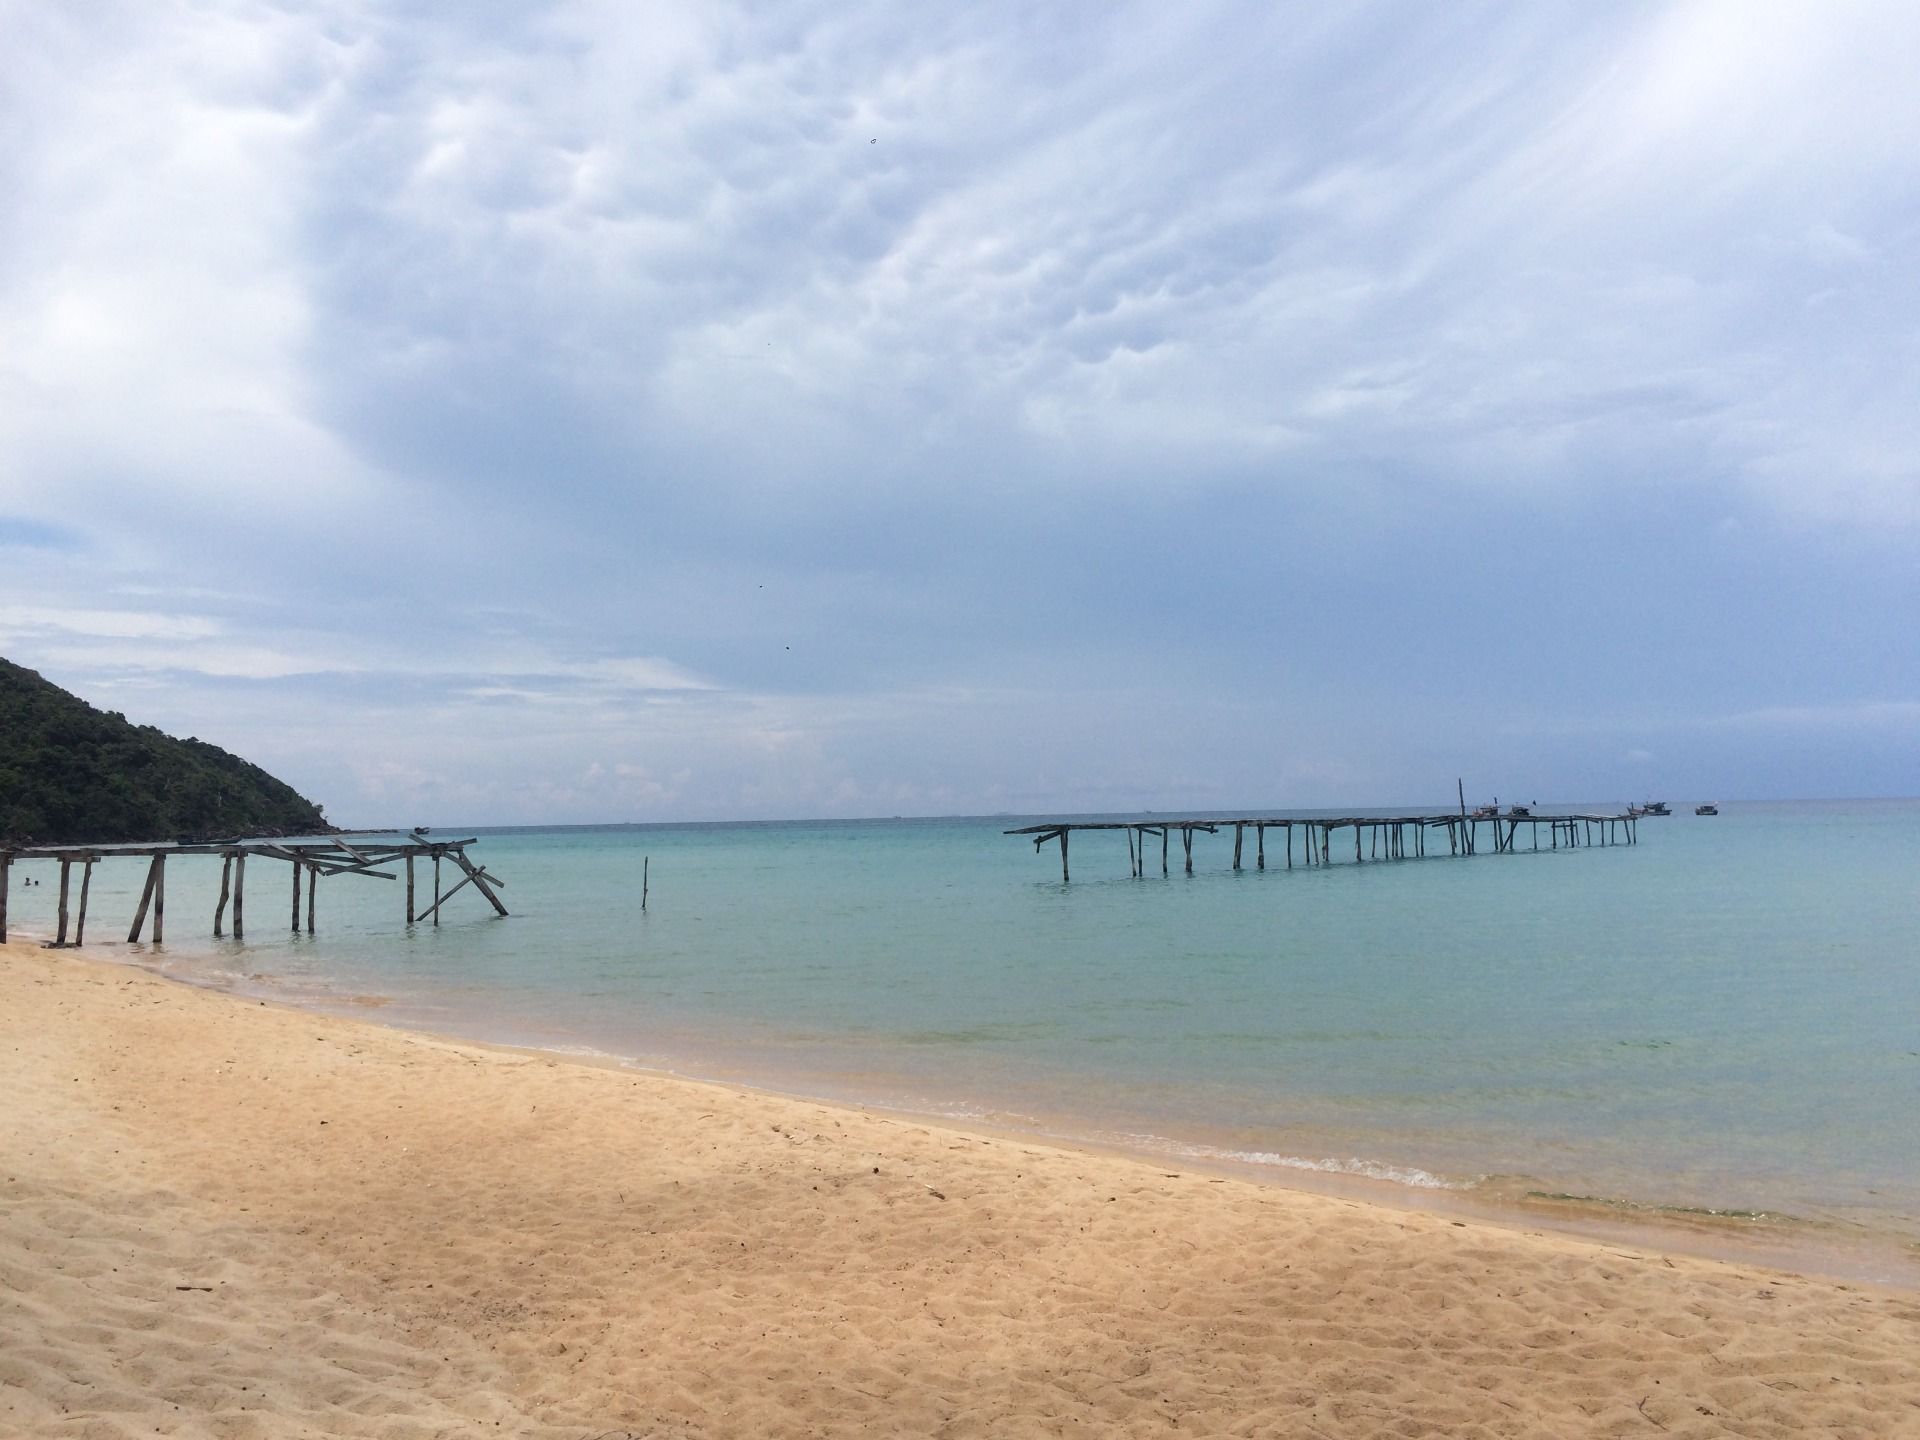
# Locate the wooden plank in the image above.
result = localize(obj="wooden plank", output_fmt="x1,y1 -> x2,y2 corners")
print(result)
412,871 -> 477,923
449,849 -> 508,916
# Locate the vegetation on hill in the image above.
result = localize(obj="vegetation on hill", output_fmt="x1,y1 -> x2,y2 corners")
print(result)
0,658 -> 329,845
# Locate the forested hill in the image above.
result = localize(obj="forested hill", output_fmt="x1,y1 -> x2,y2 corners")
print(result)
0,658 -> 329,845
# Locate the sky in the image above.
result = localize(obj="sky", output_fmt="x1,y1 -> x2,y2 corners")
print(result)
2,1 -> 1917,824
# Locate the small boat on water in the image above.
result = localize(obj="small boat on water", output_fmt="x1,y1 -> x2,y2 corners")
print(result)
1470,803 -> 1499,819
1695,804 -> 1718,816
1507,805 -> 1532,818
1630,801 -> 1672,817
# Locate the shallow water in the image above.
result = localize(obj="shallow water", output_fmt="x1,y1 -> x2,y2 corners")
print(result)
13,800 -> 1919,1246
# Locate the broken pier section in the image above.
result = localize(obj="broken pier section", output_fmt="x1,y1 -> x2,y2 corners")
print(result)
0,831 -> 506,947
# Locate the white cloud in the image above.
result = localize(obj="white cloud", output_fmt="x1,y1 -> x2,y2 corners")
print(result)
4,2 -> 1919,817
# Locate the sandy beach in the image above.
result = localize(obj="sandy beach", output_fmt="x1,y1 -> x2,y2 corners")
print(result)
4,940 -> 1918,1438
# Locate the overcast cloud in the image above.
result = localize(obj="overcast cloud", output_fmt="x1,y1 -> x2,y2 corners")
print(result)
3,0 -> 1917,822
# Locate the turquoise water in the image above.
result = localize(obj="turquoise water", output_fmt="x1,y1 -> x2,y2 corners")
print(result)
12,801 -> 1920,1242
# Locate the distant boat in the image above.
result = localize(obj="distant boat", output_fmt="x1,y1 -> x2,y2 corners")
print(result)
1507,805 -> 1531,818
1631,802 -> 1671,817
1695,804 -> 1718,816
1469,803 -> 1499,819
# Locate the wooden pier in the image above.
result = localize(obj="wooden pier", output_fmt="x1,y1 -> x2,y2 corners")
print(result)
1007,809 -> 1638,883
0,831 -> 506,947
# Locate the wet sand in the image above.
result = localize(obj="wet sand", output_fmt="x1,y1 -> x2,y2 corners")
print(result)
5,939 -> 1918,1437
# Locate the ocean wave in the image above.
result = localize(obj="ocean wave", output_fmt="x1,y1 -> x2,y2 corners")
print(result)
1140,1137 -> 1472,1190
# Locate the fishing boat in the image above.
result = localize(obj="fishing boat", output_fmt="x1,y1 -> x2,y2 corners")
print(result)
1631,801 -> 1671,817
1695,804 -> 1718,816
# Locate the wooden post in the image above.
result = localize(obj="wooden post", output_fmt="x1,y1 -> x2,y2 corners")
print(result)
1286,823 -> 1292,869
1354,825 -> 1362,863
1059,830 -> 1070,884
433,851 -> 442,924
55,859 -> 72,946
74,859 -> 93,945
306,864 -> 316,933
1233,823 -> 1243,871
1181,827 -> 1193,874
1161,828 -> 1168,876
232,854 -> 245,939
129,856 -> 161,942
214,855 -> 232,936
292,860 -> 302,931
642,855 -> 649,910
1257,825 -> 1265,870
1127,827 -> 1137,877
152,855 -> 165,944
406,854 -> 416,924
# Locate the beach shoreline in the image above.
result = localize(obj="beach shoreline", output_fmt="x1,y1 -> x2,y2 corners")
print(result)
28,926 -> 1920,1296
6,937 -> 1919,1437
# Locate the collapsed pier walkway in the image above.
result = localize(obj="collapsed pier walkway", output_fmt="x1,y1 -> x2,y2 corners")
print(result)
1006,810 -> 1639,883
0,830 -> 506,947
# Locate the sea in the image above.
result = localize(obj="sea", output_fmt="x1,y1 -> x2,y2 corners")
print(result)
12,800 -> 1919,1271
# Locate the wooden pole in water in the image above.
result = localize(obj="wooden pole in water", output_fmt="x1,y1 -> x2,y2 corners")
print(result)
433,851 -> 442,924
1181,827 -> 1193,874
232,855 -> 245,939
55,859 -> 71,946
73,858 -> 93,945
1285,823 -> 1293,869
1257,825 -> 1265,870
642,855 -> 649,910
1161,828 -> 1168,876
1233,823 -> 1243,871
1059,830 -> 1070,884
406,854 -> 416,924
291,860 -> 302,932
152,855 -> 165,944
214,856 -> 232,936
129,856 -> 160,942
306,864 -> 316,933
